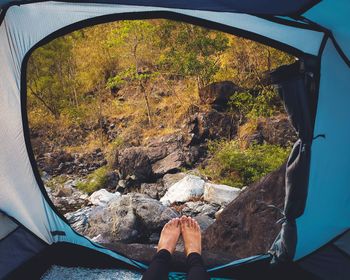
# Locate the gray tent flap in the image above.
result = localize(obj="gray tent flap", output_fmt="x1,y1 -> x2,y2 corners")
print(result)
0,226 -> 46,279
0,212 -> 18,240
269,59 -> 318,260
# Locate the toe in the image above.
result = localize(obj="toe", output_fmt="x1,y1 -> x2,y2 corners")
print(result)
190,218 -> 195,228
186,217 -> 192,227
194,219 -> 200,231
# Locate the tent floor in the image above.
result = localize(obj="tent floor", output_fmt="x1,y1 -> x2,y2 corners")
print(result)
5,242 -> 320,280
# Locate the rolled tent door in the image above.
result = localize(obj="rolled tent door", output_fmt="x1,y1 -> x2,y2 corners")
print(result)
269,59 -> 318,261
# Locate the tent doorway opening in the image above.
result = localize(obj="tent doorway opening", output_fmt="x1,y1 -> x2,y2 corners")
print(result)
27,18 -> 298,264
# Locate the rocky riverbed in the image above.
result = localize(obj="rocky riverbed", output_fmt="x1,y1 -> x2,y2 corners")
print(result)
47,172 -> 240,245
35,81 -> 292,264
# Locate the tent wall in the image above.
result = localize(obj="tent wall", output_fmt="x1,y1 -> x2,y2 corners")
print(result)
0,0 -> 320,16
0,0 -> 324,252
6,0 -> 350,277
295,39 -> 350,260
303,0 -> 350,67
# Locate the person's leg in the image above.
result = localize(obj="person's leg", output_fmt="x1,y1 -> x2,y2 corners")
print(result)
181,216 -> 210,280
186,252 -> 210,280
142,218 -> 181,280
141,249 -> 172,280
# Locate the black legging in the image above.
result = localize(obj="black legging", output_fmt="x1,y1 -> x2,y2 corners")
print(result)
142,249 -> 210,280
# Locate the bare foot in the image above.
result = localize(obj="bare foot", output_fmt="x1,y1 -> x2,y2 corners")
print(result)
157,218 -> 181,254
180,216 -> 202,256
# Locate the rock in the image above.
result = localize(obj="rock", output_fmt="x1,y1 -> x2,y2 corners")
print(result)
104,171 -> 119,190
202,164 -> 286,260
54,186 -> 73,197
145,134 -> 183,163
186,110 -> 237,145
113,147 -> 153,183
148,233 -> 160,244
259,115 -> 297,147
151,151 -> 184,176
65,207 -> 93,234
162,173 -> 186,189
204,183 -> 241,206
86,193 -> 178,244
239,115 -> 297,148
140,183 -> 165,199
87,196 -> 138,243
37,149 -> 108,177
214,208 -> 224,219
91,234 -> 108,243
181,201 -> 220,218
199,81 -> 239,110
89,189 -> 121,206
106,242 -> 233,269
160,175 -> 205,206
48,181 -> 89,214
194,215 -> 215,232
132,193 -> 179,231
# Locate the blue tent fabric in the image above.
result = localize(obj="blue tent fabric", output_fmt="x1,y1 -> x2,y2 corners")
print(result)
295,38 -> 350,261
0,1 -> 349,279
0,0 -> 319,16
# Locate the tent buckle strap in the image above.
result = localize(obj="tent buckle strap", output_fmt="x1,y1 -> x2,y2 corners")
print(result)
312,134 -> 326,140
51,230 -> 66,236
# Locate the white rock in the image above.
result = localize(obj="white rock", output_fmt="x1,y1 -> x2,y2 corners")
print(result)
215,208 -> 224,219
89,189 -> 121,206
79,194 -> 89,200
204,183 -> 240,206
160,175 -> 205,206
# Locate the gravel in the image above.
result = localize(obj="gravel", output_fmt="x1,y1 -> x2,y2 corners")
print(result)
41,265 -> 142,280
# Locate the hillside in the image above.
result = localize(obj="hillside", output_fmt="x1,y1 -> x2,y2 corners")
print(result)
27,19 -> 297,260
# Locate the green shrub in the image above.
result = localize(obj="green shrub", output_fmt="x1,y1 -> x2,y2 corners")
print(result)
76,166 -> 109,194
203,140 -> 290,188
230,87 -> 284,120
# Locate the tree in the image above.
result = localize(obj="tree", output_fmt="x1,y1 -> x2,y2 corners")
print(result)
157,21 -> 229,89
27,36 -> 76,119
106,20 -> 158,126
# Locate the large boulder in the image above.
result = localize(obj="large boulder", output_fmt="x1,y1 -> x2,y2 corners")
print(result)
140,182 -> 167,199
86,193 -> 178,243
204,183 -> 241,206
186,110 -> 238,145
151,151 -> 185,176
160,175 -> 205,206
113,147 -> 153,183
65,206 -> 94,234
181,201 -> 220,218
194,215 -> 215,232
89,189 -> 121,206
239,115 -> 297,148
202,164 -> 286,260
199,81 -> 239,110
133,193 -> 179,231
145,134 -> 184,163
162,173 -> 187,189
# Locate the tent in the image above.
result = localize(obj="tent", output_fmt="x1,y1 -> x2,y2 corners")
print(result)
0,1 -> 349,279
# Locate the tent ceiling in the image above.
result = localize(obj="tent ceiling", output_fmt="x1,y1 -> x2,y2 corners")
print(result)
0,0 -> 320,16
303,0 -> 350,66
